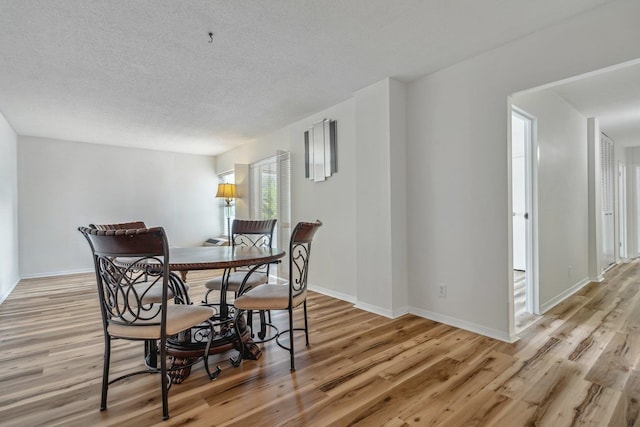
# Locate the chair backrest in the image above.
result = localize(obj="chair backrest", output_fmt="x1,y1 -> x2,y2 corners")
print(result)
232,219 -> 277,274
231,219 -> 277,248
78,226 -> 170,330
89,221 -> 147,231
289,220 -> 322,302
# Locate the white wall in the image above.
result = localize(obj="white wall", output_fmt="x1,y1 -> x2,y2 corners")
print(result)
625,146 -> 640,258
354,80 -> 393,313
406,0 -> 640,341
354,78 -> 409,316
0,112 -> 19,302
18,136 -> 220,277
217,97 -> 359,302
512,89 -> 589,311
389,79 -> 409,314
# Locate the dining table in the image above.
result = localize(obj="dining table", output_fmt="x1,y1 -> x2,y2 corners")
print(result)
164,245 -> 286,382
169,245 -> 284,279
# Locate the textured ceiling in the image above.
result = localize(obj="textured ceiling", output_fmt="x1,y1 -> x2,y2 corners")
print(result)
0,0 -> 617,155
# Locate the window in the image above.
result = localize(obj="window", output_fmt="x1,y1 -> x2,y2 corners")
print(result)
250,151 -> 291,276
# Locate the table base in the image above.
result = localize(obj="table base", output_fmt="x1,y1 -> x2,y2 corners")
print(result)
165,313 -> 261,383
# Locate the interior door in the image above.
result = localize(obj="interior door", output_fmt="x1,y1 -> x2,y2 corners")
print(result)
512,114 -> 527,271
512,107 -> 537,320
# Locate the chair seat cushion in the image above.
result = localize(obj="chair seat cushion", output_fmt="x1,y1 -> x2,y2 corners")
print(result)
129,281 -> 174,306
234,284 -> 305,311
204,271 -> 268,292
126,281 -> 188,305
108,304 -> 214,340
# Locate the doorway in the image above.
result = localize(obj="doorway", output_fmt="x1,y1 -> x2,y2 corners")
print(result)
512,107 -> 538,331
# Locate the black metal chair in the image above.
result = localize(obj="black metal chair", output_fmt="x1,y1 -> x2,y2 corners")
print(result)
78,226 -> 216,421
203,219 -> 277,338
233,220 -> 322,371
88,221 -> 192,367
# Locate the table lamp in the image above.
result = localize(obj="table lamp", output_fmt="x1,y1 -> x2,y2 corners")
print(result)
216,183 -> 236,242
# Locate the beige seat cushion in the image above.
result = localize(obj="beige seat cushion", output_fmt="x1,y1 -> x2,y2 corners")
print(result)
234,284 -> 305,311
204,271 -> 268,292
108,304 -> 214,340
128,281 -> 174,306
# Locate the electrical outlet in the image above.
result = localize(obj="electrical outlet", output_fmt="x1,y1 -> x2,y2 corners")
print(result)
438,284 -> 447,298
568,265 -> 572,277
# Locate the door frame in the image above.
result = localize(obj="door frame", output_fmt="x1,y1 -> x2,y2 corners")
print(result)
510,105 -> 540,324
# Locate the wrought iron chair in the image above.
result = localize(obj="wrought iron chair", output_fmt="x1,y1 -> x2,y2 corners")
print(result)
203,219 -> 277,338
78,226 -> 217,421
233,220 -> 322,371
89,221 -> 192,367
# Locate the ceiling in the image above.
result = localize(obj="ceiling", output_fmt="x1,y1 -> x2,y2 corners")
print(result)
551,61 -> 640,147
0,0 -> 618,155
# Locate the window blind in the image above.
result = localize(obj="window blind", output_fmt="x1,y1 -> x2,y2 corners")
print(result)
249,151 -> 291,278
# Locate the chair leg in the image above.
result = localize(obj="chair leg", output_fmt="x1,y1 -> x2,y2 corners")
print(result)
247,310 -> 254,337
289,307 -> 295,371
258,310 -> 267,340
203,320 -> 221,380
160,340 -> 169,420
145,339 -> 157,369
100,335 -> 111,411
303,301 -> 309,346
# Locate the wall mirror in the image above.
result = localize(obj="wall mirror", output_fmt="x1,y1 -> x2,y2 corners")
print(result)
304,119 -> 337,182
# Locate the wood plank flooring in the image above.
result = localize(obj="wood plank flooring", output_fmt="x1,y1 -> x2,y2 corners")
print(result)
514,269 -> 540,332
2,262 -> 640,426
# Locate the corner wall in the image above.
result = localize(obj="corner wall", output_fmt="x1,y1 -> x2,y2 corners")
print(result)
354,78 -> 408,316
216,80 -> 410,316
0,112 -> 19,302
18,136 -> 220,277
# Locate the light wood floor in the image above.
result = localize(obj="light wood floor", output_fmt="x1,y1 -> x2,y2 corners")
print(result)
2,262 -> 640,426
514,269 -> 540,332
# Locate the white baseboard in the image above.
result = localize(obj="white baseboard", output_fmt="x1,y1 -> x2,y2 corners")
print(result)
353,301 -> 394,318
309,286 -> 514,342
20,268 -> 93,279
308,283 -> 357,304
392,305 -> 410,318
409,306 -> 517,343
0,278 -> 20,305
539,277 -> 591,314
308,286 -> 409,319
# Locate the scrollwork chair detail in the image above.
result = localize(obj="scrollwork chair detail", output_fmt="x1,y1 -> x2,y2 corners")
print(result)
233,220 -> 322,371
89,221 -> 190,304
78,226 -> 216,421
204,219 -> 277,338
